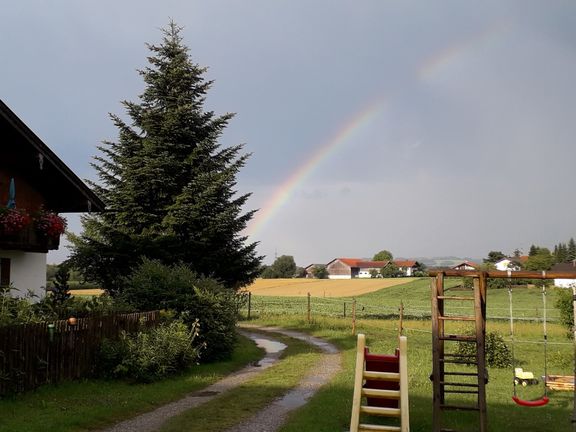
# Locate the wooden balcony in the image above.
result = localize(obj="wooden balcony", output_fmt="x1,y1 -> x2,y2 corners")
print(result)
0,225 -> 60,253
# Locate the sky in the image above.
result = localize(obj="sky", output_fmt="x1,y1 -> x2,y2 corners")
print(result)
2,1 -> 576,267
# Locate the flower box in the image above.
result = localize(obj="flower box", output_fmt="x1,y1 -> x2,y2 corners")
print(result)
0,220 -> 60,253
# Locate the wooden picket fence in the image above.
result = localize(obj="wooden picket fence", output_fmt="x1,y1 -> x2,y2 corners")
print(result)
0,311 -> 159,396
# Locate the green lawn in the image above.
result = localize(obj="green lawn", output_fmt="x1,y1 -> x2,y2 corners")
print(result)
243,315 -> 573,432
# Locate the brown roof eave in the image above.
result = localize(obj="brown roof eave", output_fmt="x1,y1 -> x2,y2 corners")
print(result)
0,99 -> 105,213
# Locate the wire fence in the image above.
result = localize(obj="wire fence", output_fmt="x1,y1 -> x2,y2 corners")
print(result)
239,292 -> 561,323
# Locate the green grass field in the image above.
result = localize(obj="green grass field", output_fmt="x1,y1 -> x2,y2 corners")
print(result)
242,278 -> 563,322
245,315 -> 574,432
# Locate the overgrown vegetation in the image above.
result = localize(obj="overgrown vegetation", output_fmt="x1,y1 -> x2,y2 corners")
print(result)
456,331 -> 512,368
122,259 -> 244,361
555,287 -> 574,336
97,320 -> 202,382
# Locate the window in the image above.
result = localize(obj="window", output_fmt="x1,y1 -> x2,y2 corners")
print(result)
0,258 -> 10,286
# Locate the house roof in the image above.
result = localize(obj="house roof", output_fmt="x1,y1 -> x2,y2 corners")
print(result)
0,99 -> 104,213
394,260 -> 418,267
452,260 -> 478,269
331,258 -> 389,268
304,264 -> 324,270
551,262 -> 576,274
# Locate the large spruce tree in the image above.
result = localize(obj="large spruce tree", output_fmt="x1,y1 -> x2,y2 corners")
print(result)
69,22 -> 261,294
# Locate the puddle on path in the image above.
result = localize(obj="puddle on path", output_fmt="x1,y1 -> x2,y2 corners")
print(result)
249,335 -> 287,367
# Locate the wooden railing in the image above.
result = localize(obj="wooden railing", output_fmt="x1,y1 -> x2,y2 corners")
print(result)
0,225 -> 60,252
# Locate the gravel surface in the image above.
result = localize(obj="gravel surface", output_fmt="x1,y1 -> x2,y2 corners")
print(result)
98,326 -> 341,432
224,326 -> 342,432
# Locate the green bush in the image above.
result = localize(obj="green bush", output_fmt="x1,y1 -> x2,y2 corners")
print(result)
456,331 -> 512,368
121,258 -> 199,311
97,320 -> 202,382
555,287 -> 574,337
179,286 -> 241,362
122,259 -> 242,362
0,286 -> 44,326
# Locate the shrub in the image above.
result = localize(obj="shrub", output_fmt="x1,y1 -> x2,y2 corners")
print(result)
456,331 -> 512,368
0,286 -> 44,326
122,259 -> 242,362
97,320 -> 202,382
555,287 -> 574,337
121,258 -> 199,311
179,286 -> 241,362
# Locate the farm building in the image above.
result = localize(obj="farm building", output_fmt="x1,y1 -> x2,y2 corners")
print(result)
393,260 -> 421,276
494,256 -> 528,271
326,258 -> 389,279
451,260 -> 479,271
304,264 -> 325,278
0,99 -> 104,299
552,261 -> 576,288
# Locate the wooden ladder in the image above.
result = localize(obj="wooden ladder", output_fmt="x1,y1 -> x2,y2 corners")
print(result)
431,272 -> 487,432
350,334 -> 410,432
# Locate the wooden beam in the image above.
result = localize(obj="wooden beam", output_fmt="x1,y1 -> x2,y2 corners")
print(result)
428,270 -> 576,279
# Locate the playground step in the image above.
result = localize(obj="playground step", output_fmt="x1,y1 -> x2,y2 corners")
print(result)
440,335 -> 477,342
360,406 -> 401,417
362,388 -> 400,399
438,315 -> 476,321
437,295 -> 475,301
363,371 -> 400,381
358,424 -> 401,432
440,404 -> 479,411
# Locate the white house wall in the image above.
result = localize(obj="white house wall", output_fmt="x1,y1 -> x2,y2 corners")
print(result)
554,279 -> 576,288
329,275 -> 351,280
0,250 -> 46,300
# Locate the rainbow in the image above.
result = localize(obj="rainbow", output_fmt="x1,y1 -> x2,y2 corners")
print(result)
246,99 -> 386,237
418,20 -> 509,82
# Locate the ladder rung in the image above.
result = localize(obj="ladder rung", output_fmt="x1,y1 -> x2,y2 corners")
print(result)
362,388 -> 400,399
440,404 -> 479,411
440,381 -> 479,387
440,429 -> 458,432
439,315 -> 476,321
440,335 -> 477,342
360,406 -> 401,417
440,359 -> 477,365
438,295 -> 475,301
444,389 -> 479,394
363,371 -> 400,381
444,372 -> 479,377
359,424 -> 401,432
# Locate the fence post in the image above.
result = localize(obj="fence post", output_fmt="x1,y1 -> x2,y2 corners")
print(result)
352,298 -> 356,335
344,302 -> 347,318
398,301 -> 404,337
307,292 -> 311,323
247,292 -> 251,320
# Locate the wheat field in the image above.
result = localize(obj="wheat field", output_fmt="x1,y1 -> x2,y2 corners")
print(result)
244,278 -> 417,297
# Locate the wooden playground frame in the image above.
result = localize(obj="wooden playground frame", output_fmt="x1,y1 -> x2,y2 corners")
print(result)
428,269 -> 576,432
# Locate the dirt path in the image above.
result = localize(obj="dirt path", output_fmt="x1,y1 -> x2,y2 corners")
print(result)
98,326 -> 341,432
225,326 -> 342,432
